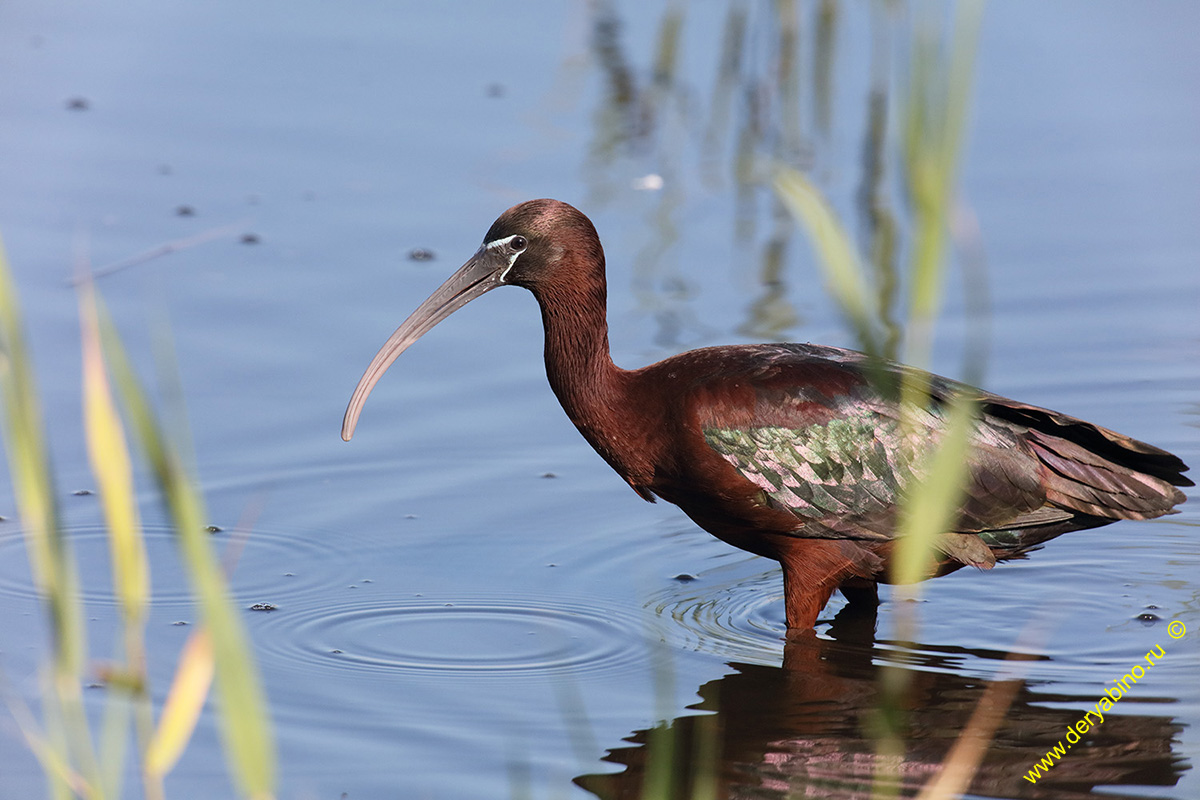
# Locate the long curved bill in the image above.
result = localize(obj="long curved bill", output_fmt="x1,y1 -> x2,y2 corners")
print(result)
341,245 -> 509,441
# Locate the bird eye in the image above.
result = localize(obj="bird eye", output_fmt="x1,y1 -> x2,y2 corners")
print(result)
510,235 -> 527,252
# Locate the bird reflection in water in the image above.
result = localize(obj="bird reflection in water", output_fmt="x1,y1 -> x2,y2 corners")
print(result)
575,605 -> 1186,799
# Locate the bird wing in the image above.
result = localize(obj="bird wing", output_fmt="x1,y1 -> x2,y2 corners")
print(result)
686,343 -> 1186,548
701,412 -> 914,533
681,345 -> 1061,541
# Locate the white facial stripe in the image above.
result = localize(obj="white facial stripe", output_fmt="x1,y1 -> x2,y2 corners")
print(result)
486,234 -> 525,282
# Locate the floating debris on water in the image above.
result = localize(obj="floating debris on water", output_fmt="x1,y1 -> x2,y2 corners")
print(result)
632,173 -> 664,191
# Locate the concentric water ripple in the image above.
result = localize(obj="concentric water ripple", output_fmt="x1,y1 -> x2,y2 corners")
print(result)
252,593 -> 650,681
649,567 -> 790,664
0,524 -> 355,608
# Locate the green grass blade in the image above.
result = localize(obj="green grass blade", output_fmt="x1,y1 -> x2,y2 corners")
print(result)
94,301 -> 276,799
0,239 -> 85,680
774,166 -> 882,355
902,0 -> 984,363
892,391 -> 978,587
0,236 -> 95,800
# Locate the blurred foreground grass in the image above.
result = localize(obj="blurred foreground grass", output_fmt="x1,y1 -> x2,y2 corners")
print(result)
780,2 -> 995,798
0,239 -> 275,800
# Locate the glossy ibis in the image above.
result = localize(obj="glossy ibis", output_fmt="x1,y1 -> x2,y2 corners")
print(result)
342,199 -> 1190,630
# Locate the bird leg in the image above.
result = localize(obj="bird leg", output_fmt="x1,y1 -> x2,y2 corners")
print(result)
778,539 -> 877,631
838,579 -> 880,608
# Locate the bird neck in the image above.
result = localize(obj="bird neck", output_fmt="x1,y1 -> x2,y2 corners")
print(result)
534,279 -> 625,427
531,275 -> 658,489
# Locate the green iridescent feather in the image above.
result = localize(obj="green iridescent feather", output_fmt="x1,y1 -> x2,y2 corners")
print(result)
701,406 -> 955,533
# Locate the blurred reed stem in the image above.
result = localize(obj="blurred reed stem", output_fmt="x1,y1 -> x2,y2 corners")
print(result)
776,2 -> 987,798
0,238 -> 276,799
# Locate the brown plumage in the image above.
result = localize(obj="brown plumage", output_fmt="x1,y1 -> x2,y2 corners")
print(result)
343,199 -> 1191,630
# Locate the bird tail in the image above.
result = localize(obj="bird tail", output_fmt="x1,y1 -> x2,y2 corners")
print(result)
1027,428 -> 1187,520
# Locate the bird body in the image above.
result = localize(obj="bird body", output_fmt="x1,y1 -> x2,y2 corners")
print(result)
343,199 -> 1190,630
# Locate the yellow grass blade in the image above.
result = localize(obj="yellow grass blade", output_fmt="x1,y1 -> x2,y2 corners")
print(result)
3,692 -> 93,800
916,677 -> 1021,800
96,305 -> 276,800
145,628 -> 215,777
78,278 -> 148,622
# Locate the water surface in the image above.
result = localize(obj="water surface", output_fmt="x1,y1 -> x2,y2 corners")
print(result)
0,2 -> 1197,798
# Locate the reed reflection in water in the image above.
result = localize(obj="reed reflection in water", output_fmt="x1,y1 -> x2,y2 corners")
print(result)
562,2 -> 1190,798
570,0 -> 919,353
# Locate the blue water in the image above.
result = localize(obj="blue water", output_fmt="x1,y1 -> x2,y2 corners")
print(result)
1,2 -> 1197,798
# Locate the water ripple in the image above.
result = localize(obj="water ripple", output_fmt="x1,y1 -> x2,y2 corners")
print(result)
253,593 -> 649,681
649,567 -> 790,664
0,524 -> 355,608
